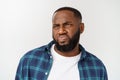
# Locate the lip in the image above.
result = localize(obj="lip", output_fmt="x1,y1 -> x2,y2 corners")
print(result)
58,35 -> 68,42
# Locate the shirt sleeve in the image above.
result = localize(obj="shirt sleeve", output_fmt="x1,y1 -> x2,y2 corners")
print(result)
15,57 -> 25,80
103,66 -> 108,80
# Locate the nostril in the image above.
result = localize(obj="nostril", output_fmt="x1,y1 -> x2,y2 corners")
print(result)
58,27 -> 64,32
58,29 -> 66,34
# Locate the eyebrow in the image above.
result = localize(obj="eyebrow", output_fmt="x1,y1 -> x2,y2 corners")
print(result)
54,21 -> 72,24
64,21 -> 72,24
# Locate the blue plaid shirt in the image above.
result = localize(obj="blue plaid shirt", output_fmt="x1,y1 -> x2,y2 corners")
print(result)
15,41 -> 108,80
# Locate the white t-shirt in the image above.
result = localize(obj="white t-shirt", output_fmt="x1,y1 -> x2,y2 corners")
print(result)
48,45 -> 81,80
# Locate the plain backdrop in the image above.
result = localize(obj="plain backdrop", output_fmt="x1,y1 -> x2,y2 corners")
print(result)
0,0 -> 120,80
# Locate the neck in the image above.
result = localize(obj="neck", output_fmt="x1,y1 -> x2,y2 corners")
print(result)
54,44 -> 80,57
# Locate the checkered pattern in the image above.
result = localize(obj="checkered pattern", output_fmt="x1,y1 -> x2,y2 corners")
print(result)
15,41 -> 108,80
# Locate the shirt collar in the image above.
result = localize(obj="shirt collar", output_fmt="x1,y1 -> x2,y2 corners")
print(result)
45,40 -> 87,61
79,44 -> 87,61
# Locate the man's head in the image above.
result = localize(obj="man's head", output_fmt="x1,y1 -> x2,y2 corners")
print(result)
52,7 -> 84,52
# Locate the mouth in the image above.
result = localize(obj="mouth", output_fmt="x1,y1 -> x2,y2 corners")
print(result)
58,35 -> 68,40
57,35 -> 69,44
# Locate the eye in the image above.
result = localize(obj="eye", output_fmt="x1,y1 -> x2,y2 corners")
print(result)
64,23 -> 72,28
53,24 -> 59,29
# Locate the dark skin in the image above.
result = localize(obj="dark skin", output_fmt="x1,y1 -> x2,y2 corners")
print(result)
52,10 -> 84,57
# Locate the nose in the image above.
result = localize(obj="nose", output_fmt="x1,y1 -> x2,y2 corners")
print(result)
58,27 -> 67,34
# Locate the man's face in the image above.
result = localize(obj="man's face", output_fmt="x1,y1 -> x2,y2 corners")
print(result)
52,10 -> 81,52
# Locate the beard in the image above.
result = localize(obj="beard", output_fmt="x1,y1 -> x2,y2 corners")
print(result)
53,29 -> 80,52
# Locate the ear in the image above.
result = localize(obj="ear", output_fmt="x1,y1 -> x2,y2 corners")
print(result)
80,23 -> 84,34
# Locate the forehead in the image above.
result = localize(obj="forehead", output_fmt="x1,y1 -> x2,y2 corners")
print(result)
54,10 -> 75,17
52,10 -> 77,22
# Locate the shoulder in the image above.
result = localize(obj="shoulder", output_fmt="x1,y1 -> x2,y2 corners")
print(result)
24,45 -> 47,57
80,45 -> 105,67
86,52 -> 108,78
19,45 -> 49,64
19,41 -> 54,64
84,51 -> 107,71
86,51 -> 101,61
79,50 -> 108,80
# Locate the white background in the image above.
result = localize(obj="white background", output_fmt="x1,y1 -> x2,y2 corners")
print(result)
0,0 -> 120,80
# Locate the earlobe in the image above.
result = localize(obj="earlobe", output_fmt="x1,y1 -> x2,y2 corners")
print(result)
80,23 -> 84,34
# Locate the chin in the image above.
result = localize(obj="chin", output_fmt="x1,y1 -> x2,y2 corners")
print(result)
58,41 -> 69,46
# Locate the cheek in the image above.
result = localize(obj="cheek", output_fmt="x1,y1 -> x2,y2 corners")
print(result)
68,30 -> 75,38
52,31 -> 57,39
69,29 -> 79,38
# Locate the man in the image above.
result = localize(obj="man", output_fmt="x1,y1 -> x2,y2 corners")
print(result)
15,7 -> 108,80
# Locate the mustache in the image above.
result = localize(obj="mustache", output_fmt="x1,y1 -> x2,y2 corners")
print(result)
52,29 -> 80,52
58,34 -> 69,38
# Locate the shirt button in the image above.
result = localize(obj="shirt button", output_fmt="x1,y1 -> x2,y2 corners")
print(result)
45,72 -> 48,75
50,56 -> 52,58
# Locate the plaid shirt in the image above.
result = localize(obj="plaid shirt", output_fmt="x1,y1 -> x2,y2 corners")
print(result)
15,41 -> 108,80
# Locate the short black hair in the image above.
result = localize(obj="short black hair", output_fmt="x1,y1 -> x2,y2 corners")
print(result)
54,7 -> 82,21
